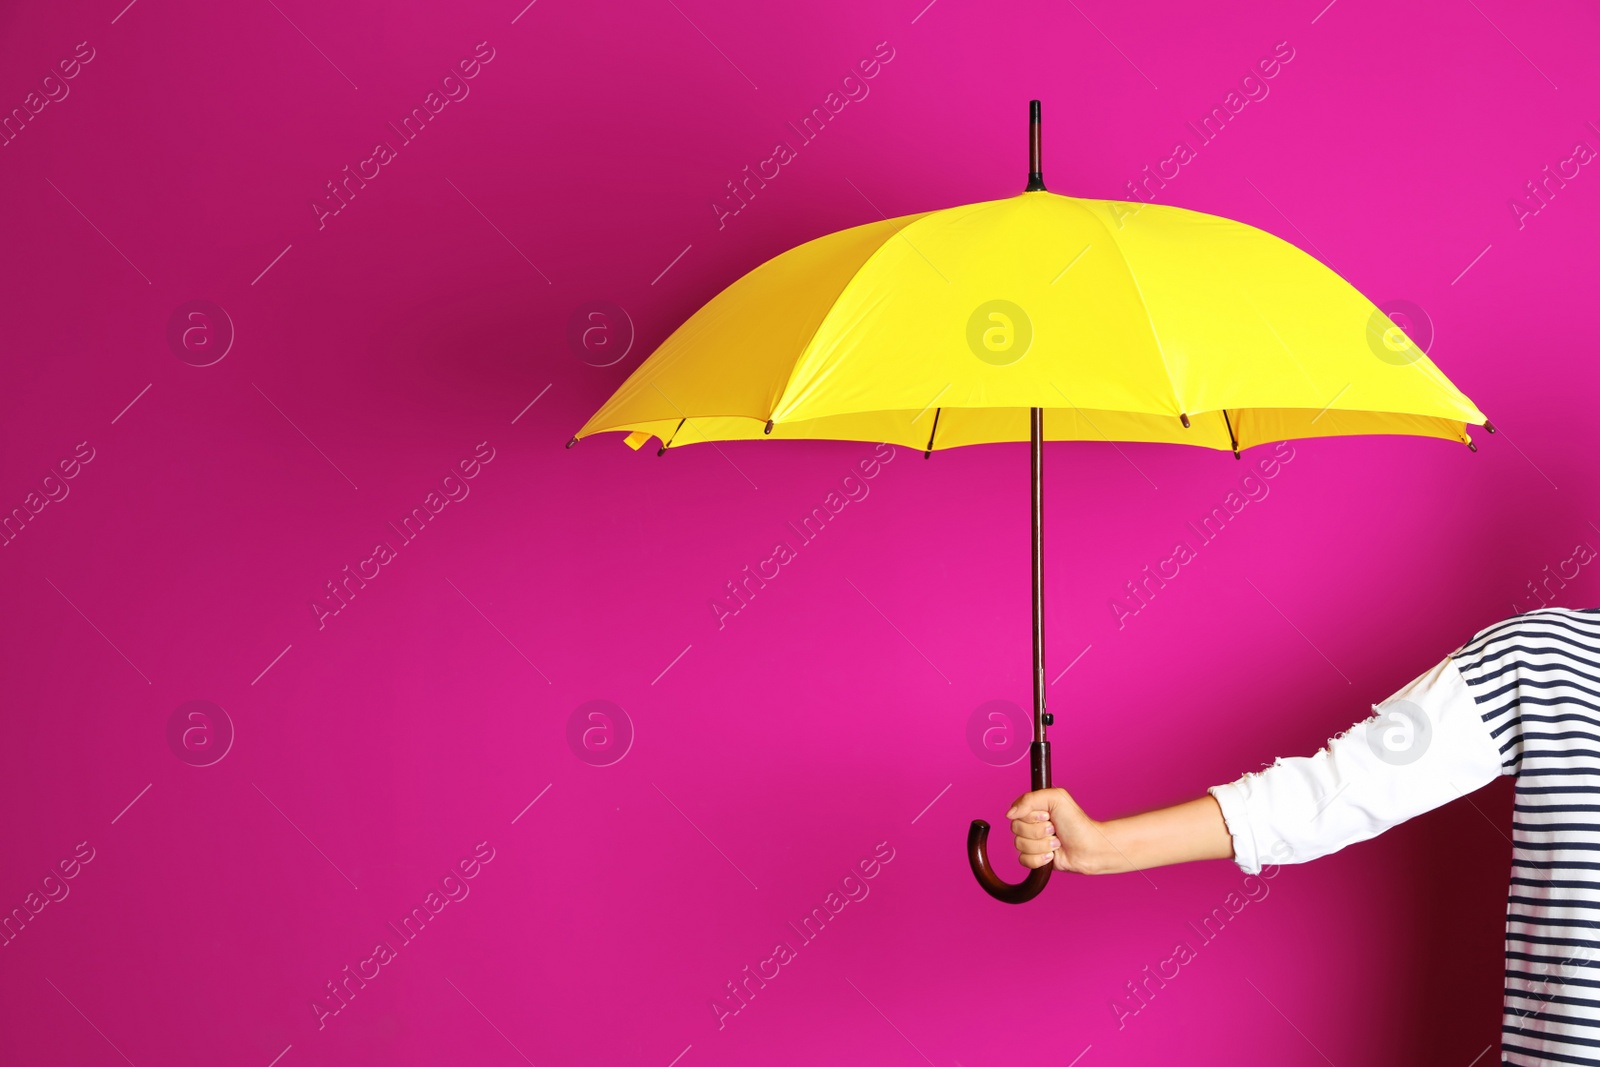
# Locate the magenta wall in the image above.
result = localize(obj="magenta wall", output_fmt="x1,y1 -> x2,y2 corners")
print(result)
2,1 -> 1597,1064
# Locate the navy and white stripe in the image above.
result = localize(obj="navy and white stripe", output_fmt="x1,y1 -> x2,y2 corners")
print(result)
1455,606 -> 1600,1066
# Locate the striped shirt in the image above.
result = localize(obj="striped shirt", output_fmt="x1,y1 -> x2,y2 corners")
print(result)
1210,606 -> 1600,1065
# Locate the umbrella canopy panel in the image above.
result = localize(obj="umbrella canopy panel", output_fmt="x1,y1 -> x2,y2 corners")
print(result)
576,191 -> 1486,454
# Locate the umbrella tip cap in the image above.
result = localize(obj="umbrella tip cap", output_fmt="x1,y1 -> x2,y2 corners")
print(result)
565,436 -> 578,449
1179,413 -> 1191,429
764,419 -> 774,435
1025,99 -> 1046,192
1484,420 -> 1497,434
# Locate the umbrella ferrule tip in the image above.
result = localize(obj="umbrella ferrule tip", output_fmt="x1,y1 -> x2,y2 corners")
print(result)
764,419 -> 774,435
1179,413 -> 1191,429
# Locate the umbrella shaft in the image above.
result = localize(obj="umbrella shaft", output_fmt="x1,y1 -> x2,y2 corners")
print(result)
1030,407 -> 1049,779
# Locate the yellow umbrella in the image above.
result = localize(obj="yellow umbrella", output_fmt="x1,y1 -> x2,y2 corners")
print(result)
572,102 -> 1491,903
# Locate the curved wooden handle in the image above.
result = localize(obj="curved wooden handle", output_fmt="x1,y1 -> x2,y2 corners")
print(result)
968,819 -> 1052,904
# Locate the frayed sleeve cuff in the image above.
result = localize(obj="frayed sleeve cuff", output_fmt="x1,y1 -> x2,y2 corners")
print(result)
1208,782 -> 1261,875
1205,656 -> 1500,878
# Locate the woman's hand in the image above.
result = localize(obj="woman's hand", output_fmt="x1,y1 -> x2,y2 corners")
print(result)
1007,789 -> 1236,875
1007,787 -> 1105,874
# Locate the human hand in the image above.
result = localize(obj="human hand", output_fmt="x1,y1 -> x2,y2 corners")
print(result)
1007,787 -> 1104,874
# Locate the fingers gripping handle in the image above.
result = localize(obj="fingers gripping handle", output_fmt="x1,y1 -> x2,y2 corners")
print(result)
967,820 -> 1052,903
968,739 -> 1054,903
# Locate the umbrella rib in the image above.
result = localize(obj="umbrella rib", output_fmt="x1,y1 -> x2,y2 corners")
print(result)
843,178 -> 952,284
648,384 -> 759,489
767,203 -> 950,422
658,418 -> 686,457
1078,203 -> 1186,421
1242,251 -> 1481,431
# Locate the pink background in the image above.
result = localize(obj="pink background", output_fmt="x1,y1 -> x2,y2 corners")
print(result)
2,0 -> 1597,1064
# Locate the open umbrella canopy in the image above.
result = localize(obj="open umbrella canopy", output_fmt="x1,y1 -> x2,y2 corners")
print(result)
573,102 -> 1492,904
574,189 -> 1487,455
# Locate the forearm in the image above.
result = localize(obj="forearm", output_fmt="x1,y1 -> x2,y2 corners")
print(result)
1020,659 -> 1507,878
1209,657 -> 1504,873
1085,796 -> 1234,874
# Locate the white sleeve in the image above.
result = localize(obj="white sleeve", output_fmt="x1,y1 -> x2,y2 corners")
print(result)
1207,655 -> 1506,875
